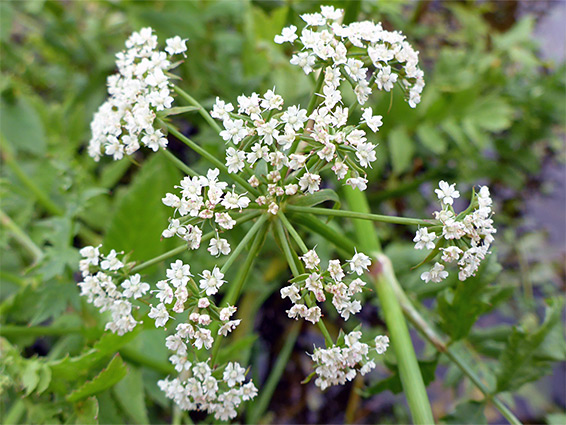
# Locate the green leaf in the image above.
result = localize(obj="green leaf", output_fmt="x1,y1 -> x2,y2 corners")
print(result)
73,397 -> 99,425
388,127 -> 414,175
466,96 -> 514,133
437,258 -> 502,341
158,105 -> 200,117
67,354 -> 128,402
113,368 -> 149,425
442,401 -> 487,425
22,361 -> 41,396
416,123 -> 447,154
49,330 -> 139,382
0,96 -> 46,154
496,298 -> 563,392
289,188 -> 340,209
104,153 -> 181,263
362,358 -> 438,396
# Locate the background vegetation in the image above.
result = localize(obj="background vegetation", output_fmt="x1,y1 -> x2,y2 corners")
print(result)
1,1 -> 564,424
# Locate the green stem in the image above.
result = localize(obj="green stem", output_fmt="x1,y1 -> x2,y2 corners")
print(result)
306,71 -> 326,116
131,211 -> 260,273
278,212 -> 308,254
0,135 -> 63,216
285,205 -> 434,227
165,124 -> 258,196
162,150 -> 199,177
210,223 -> 269,366
0,208 -> 43,263
273,219 -> 333,346
247,320 -> 301,424
388,278 -> 522,425
220,214 -> 268,274
0,325 -> 84,337
344,187 -> 434,425
3,399 -> 25,425
173,86 -> 222,134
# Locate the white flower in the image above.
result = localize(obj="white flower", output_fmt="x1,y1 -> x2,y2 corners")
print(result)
267,202 -> 279,215
208,237 -> 231,257
281,105 -> 308,131
223,362 -> 246,388
441,246 -> 463,263
100,250 -> 124,271
148,303 -> 170,328
301,249 -> 320,270
199,266 -> 225,296
193,328 -> 214,350
220,305 -> 237,321
211,97 -> 234,121
290,52 -> 316,75
346,176 -> 368,191
121,274 -> 150,299
220,119 -> 248,144
225,147 -> 246,173
420,262 -> 449,283
166,260 -> 192,288
435,181 -> 460,205
375,335 -> 390,354
348,252 -> 371,275
274,25 -> 298,44
413,228 -> 437,250
165,35 -> 188,55
298,172 -> 321,194
361,108 -> 383,132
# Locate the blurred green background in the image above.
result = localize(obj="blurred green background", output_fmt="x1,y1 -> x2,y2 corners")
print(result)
1,1 -> 564,424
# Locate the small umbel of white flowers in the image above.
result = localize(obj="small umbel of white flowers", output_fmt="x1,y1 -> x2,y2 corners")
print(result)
281,249 -> 370,323
415,183 -> 496,283
310,330 -> 388,390
77,246 -> 150,335
88,28 -> 188,161
275,5 -> 425,107
158,360 -> 258,420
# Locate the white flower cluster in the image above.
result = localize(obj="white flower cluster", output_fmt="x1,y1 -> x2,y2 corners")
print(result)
276,5 -> 424,108
212,85 -> 379,207
162,168 -> 250,256
158,361 -> 257,421
77,246 -> 149,335
88,28 -> 187,161
310,331 -> 389,390
150,260 -> 240,351
281,249 -> 371,323
415,182 -> 496,283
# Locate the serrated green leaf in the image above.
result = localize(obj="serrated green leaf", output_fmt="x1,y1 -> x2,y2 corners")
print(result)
73,397 -> 99,425
49,330 -> 139,382
496,298 -> 563,392
437,258 -> 502,341
113,368 -> 149,425
442,400 -> 487,425
67,354 -> 128,402
388,127 -> 414,175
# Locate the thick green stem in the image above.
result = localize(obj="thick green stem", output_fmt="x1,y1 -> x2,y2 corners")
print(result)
389,277 -> 523,425
344,187 -> 434,425
285,205 -> 434,227
371,255 -> 436,425
278,212 -> 308,254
